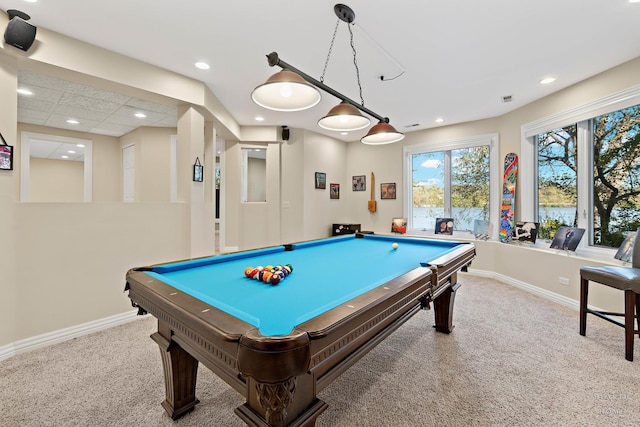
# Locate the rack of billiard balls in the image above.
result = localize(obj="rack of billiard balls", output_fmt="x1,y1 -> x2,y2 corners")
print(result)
244,264 -> 293,285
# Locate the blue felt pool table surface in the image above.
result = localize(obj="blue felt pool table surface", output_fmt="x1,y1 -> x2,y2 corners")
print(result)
147,234 -> 464,336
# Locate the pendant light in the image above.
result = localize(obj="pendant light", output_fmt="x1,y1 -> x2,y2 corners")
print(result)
251,4 -> 404,144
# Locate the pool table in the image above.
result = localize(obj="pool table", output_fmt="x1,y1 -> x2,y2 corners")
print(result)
125,234 -> 475,426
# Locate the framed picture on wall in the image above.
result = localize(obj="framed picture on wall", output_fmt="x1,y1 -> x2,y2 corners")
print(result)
352,175 -> 366,191
380,182 -> 396,199
330,183 -> 340,199
315,172 -> 326,189
193,157 -> 203,182
0,145 -> 13,171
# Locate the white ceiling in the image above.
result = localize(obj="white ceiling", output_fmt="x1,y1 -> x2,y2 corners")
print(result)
3,1 -> 640,142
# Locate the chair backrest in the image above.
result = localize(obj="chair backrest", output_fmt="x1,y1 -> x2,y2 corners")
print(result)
633,228 -> 640,269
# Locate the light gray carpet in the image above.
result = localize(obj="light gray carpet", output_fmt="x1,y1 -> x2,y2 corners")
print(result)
2,275 -> 639,426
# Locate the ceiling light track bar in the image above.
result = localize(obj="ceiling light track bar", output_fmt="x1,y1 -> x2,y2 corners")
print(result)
266,51 -> 389,124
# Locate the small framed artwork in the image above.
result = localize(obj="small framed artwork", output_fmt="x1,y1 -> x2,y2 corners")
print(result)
391,218 -> 407,234
193,157 -> 203,182
435,218 -> 454,235
473,219 -> 490,240
352,175 -> 366,191
0,144 -> 13,171
380,182 -> 396,199
315,172 -> 326,189
330,183 -> 340,199
513,221 -> 539,243
615,231 -> 636,262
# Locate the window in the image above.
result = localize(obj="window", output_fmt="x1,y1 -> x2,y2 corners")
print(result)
522,85 -> 640,253
591,105 -> 640,247
404,134 -> 499,236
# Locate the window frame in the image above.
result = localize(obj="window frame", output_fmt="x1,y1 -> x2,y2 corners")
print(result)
403,133 -> 500,238
521,83 -> 640,258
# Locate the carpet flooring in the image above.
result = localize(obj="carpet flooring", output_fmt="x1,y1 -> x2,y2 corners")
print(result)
1,274 -> 639,426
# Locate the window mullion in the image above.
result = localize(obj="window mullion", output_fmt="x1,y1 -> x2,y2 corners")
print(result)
576,120 -> 591,245
444,150 -> 452,216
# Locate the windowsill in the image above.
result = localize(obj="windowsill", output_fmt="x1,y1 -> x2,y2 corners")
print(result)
404,229 -> 629,266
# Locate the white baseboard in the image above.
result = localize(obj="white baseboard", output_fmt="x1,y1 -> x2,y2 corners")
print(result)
465,268 -> 580,311
0,310 -> 139,362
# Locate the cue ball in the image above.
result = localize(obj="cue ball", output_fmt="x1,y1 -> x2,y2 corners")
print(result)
392,243 -> 399,250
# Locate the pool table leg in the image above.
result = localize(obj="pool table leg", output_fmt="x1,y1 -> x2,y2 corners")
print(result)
433,280 -> 461,334
151,329 -> 200,420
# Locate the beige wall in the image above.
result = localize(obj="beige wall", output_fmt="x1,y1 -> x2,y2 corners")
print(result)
29,157 -> 83,202
0,51 -> 18,349
120,126 -> 176,202
301,129 -> 348,240
13,202 -> 187,339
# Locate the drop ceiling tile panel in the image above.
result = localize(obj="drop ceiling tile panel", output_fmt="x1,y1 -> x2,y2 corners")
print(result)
155,114 -> 179,127
64,81 -> 132,105
52,104 -> 112,121
18,71 -> 74,92
90,128 -> 129,137
18,96 -> 56,113
107,106 -> 169,126
18,109 -> 50,124
29,140 -> 64,158
126,98 -> 176,114
45,114 -> 101,132
57,92 -> 122,114
17,71 -> 179,136
49,142 -> 85,161
18,85 -> 64,103
91,122 -> 135,135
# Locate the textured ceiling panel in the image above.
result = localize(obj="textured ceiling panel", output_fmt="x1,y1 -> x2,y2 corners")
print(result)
17,71 -> 178,137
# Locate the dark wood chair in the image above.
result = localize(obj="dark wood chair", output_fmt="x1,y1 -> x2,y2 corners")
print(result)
580,229 -> 640,361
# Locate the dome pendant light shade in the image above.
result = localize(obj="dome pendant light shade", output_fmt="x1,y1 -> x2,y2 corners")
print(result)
251,69 -> 322,112
318,101 -> 371,131
361,121 -> 405,145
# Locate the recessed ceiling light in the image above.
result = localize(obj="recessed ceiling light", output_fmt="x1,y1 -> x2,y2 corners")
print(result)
195,62 -> 210,70
76,144 -> 85,148
66,119 -> 79,124
540,77 -> 556,85
629,0 -> 640,3
67,150 -> 76,154
134,112 -> 146,118
23,0 -> 38,3
61,155 -> 69,159
17,88 -> 33,95
435,118 -> 444,123
254,116 -> 265,121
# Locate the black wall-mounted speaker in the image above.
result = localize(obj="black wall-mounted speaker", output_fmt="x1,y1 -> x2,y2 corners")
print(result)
281,126 -> 290,141
4,13 -> 37,52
